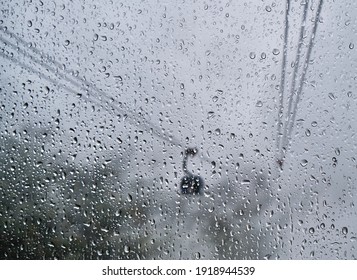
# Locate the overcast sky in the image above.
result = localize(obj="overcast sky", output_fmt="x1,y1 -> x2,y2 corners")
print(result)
1,0 -> 357,259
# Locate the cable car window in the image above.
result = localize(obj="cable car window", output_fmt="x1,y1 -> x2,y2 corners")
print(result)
0,0 -> 356,259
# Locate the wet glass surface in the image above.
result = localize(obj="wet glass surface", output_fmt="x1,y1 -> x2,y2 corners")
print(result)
0,0 -> 356,259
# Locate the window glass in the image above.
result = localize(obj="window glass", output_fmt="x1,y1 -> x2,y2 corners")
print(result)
0,0 -> 356,259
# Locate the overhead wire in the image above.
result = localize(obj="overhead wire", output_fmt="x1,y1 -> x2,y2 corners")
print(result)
284,0 -> 324,149
277,0 -> 324,167
1,0 -> 324,171
276,0 -> 291,159
0,30 -> 182,148
278,0 -> 309,162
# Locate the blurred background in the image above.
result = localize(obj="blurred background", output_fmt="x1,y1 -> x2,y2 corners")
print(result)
0,0 -> 356,259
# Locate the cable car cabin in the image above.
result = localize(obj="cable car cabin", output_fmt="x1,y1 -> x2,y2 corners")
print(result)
180,147 -> 204,195
180,174 -> 203,195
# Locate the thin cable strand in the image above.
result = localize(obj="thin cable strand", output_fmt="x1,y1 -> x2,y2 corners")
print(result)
284,0 -> 324,152
279,0 -> 309,162
276,0 -> 291,158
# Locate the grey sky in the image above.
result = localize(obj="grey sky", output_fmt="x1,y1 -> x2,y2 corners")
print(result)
1,0 -> 357,259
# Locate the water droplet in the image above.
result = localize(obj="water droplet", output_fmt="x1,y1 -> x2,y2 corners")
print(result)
212,96 -> 218,102
255,100 -> 263,107
300,159 -> 308,167
263,254 -> 271,260
249,52 -> 256,59
305,129 -> 311,137
272,48 -> 280,55
311,121 -> 318,127
207,111 -> 215,119
342,227 -> 348,235
265,6 -> 272,12
27,20 -> 32,27
215,128 -> 221,135
261,52 -> 266,59
124,245 -> 130,253
328,92 -> 336,100
114,75 -> 123,81
349,43 -> 354,49
335,148 -> 340,156
309,227 -> 315,234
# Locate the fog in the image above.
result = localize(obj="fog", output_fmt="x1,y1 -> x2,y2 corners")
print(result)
0,0 -> 356,259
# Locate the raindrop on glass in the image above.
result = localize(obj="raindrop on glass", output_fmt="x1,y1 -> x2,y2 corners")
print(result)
342,227 -> 348,235
124,245 -> 130,253
255,101 -> 263,107
300,159 -> 308,167
328,92 -> 336,100
272,48 -> 280,55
